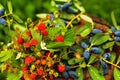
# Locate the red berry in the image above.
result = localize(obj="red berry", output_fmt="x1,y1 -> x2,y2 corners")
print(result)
56,36 -> 64,42
30,73 -> 36,79
41,29 -> 48,36
57,64 -> 66,73
38,23 -> 46,31
17,37 -> 24,44
24,42 -> 31,48
25,56 -> 33,64
41,59 -> 47,65
26,31 -> 32,37
30,39 -> 38,46
45,52 -> 52,57
37,68 -> 44,75
22,66 -> 28,71
35,60 -> 41,65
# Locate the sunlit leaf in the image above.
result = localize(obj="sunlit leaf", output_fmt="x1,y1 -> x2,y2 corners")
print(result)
114,68 -> 120,80
88,66 -> 105,80
75,68 -> 83,80
110,52 -> 116,63
7,0 -> 13,13
7,71 -> 23,80
12,14 -> 23,23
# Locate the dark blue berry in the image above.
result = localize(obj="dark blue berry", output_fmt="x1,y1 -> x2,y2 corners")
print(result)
62,71 -> 69,79
62,3 -> 72,11
65,65 -> 70,71
68,70 -> 79,79
0,18 -> 7,26
0,9 -> 4,16
81,42 -> 88,49
83,50 -> 90,63
99,59 -> 108,75
58,3 -> 75,14
91,47 -> 102,54
89,37 -> 92,43
68,46 -> 76,52
103,53 -> 111,60
50,14 -> 54,22
114,36 -> 120,42
114,30 -> 120,37
111,26 -> 115,33
92,29 -> 103,34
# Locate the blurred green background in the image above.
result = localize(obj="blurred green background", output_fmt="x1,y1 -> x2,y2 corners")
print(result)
0,0 -> 120,46
0,0 -> 120,24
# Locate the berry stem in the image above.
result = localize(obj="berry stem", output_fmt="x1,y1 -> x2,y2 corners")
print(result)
66,13 -> 81,28
101,57 -> 120,69
0,13 -> 12,18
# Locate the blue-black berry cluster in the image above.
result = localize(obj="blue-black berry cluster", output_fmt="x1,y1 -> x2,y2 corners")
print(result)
62,65 -> 79,79
0,5 -> 7,26
110,26 -> 120,41
99,53 -> 111,75
92,28 -> 103,34
58,3 -> 75,14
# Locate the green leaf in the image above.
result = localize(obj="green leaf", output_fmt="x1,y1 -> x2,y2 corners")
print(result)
7,71 -> 23,80
47,42 -> 68,49
0,50 -> 14,62
64,29 -> 76,45
36,13 -> 47,18
12,14 -> 23,23
74,3 -> 85,13
80,61 -> 86,68
111,11 -> 119,30
80,14 -> 93,24
77,23 -> 92,37
60,12 -> 75,20
110,52 -> 116,63
7,0 -> 13,13
13,23 -> 26,32
75,68 -> 83,80
102,41 -> 114,49
116,56 -> 120,64
92,33 -> 111,45
88,66 -> 105,80
68,58 -> 84,65
88,55 -> 97,64
54,18 -> 65,28
114,68 -> 120,80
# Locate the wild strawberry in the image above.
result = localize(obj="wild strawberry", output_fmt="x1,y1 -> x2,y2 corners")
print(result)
35,60 -> 41,65
45,52 -> 52,57
41,59 -> 47,65
24,42 -> 31,48
41,29 -> 48,36
37,68 -> 44,75
25,56 -> 33,64
38,23 -> 46,31
30,73 -> 36,79
26,31 -> 32,37
30,39 -> 38,46
17,37 -> 24,44
56,36 -> 64,42
22,66 -> 28,71
57,64 -> 66,73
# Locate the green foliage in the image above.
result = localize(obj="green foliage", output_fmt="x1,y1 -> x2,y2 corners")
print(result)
114,68 -> 120,80
88,66 -> 105,80
0,50 -> 14,62
75,68 -> 84,80
77,23 -> 92,37
7,71 -> 23,80
92,33 -> 111,45
68,58 -> 84,65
